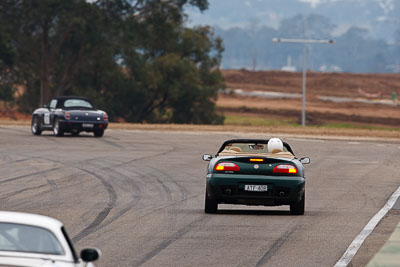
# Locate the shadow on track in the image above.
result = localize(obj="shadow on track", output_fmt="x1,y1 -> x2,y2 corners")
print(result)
216,209 -> 291,216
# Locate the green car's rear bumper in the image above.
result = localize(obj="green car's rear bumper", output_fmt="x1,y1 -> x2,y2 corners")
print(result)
206,174 -> 305,206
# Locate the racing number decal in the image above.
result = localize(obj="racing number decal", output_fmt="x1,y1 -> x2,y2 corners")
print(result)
44,113 -> 50,124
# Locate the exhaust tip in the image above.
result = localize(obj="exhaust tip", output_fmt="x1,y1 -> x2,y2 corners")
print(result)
225,188 -> 232,195
279,191 -> 285,197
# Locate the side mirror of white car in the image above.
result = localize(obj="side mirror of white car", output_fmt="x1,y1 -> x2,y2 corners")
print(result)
81,247 -> 101,263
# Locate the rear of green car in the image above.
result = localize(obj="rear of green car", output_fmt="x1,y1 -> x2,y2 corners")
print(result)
205,156 -> 306,215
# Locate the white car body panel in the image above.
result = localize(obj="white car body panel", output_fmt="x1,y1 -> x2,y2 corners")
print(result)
0,211 -> 93,267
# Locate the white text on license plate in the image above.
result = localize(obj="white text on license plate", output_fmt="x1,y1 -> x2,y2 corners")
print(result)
82,123 -> 94,128
244,185 -> 268,192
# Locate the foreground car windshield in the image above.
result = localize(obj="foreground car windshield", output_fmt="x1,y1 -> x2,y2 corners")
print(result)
0,223 -> 64,255
63,99 -> 93,109
221,142 -> 289,154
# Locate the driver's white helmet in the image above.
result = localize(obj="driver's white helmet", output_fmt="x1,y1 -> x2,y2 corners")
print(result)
267,138 -> 283,153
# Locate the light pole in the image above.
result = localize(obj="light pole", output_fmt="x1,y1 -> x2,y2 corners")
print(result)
273,38 -> 335,127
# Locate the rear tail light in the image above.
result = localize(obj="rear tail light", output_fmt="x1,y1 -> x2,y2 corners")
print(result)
273,164 -> 297,174
103,112 -> 108,121
215,162 -> 240,171
65,112 -> 70,120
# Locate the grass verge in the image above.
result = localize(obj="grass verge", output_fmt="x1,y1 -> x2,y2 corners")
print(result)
322,122 -> 400,131
1,117 -> 400,141
224,114 -> 298,127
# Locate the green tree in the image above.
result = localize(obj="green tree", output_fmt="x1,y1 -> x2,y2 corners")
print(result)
75,0 -> 224,124
104,0 -> 224,123
0,0 -> 225,124
0,0 -> 118,109
0,27 -> 15,69
0,25 -> 16,113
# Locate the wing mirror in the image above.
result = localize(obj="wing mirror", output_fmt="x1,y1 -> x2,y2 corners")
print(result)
202,154 -> 213,161
300,157 -> 310,164
80,248 -> 101,262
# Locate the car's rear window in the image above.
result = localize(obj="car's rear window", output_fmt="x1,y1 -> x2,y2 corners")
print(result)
63,99 -> 93,109
221,142 -> 289,154
0,223 -> 64,255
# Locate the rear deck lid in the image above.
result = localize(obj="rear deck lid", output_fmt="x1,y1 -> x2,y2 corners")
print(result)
213,156 -> 298,176
69,110 -> 102,121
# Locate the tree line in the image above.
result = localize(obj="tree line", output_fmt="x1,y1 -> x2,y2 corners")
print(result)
0,0 -> 224,124
217,14 -> 400,73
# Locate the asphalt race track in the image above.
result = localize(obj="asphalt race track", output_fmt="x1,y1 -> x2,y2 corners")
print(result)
1,126 -> 400,266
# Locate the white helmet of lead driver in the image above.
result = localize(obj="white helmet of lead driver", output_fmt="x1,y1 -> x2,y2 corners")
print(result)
267,138 -> 283,153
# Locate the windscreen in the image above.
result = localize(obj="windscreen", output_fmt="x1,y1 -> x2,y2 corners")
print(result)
63,99 -> 93,109
221,142 -> 289,154
0,223 -> 64,255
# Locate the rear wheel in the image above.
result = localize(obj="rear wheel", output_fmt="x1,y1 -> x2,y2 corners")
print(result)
204,191 -> 218,214
93,129 -> 104,137
53,118 -> 64,137
31,116 -> 42,135
290,192 -> 305,215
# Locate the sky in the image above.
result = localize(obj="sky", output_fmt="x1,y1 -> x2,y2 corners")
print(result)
300,0 -> 394,12
185,0 -> 399,41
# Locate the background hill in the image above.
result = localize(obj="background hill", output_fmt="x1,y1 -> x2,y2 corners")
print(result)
186,0 -> 400,73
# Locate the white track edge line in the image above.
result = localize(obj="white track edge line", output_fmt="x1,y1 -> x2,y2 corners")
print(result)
334,185 -> 400,267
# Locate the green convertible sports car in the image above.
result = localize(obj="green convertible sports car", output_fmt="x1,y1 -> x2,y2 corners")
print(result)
202,138 -> 310,215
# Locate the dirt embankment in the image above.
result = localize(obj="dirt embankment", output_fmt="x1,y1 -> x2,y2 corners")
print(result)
1,70 -> 400,138
219,70 -> 400,127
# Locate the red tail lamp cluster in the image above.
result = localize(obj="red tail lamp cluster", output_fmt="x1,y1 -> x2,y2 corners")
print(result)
215,162 -> 240,171
273,164 -> 297,174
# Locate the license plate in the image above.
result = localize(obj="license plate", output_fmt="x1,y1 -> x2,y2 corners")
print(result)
244,185 -> 268,192
82,123 -> 94,128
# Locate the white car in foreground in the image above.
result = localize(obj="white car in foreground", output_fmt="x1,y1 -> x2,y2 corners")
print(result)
0,211 -> 100,267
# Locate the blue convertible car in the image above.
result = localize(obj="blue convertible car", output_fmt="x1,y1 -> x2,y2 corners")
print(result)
31,96 -> 108,137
